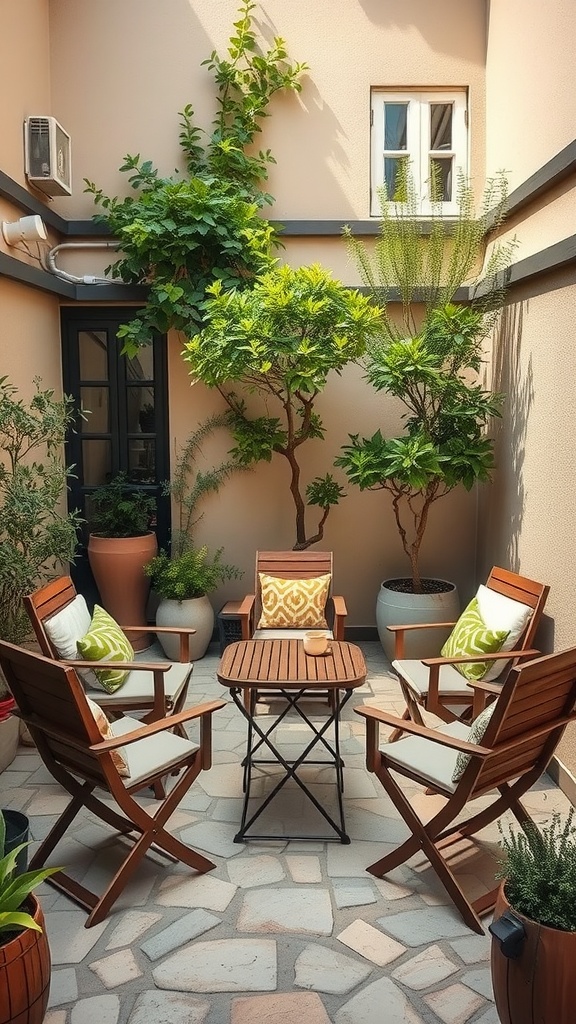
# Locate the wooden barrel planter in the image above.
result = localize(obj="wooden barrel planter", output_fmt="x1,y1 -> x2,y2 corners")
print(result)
490,883 -> 576,1023
0,896 -> 51,1024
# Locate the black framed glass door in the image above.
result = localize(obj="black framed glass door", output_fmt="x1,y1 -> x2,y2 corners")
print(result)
61,307 -> 170,602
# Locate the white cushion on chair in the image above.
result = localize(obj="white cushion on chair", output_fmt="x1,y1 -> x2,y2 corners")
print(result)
44,595 -> 99,689
476,585 -> 533,681
110,715 -> 199,787
252,628 -> 333,640
393,660 -> 473,698
90,662 -> 192,707
380,721 -> 470,793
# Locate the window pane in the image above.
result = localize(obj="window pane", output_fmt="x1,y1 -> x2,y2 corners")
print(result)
430,104 -> 452,150
79,331 -> 107,380
127,387 -> 155,434
430,158 -> 453,201
128,439 -> 156,484
384,103 -> 408,150
82,439 -> 112,486
80,386 -> 109,433
126,347 -> 154,382
384,158 -> 408,200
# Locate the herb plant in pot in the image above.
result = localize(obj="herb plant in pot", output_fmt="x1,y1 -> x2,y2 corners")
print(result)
336,171 -> 517,658
490,810 -> 576,1024
87,473 -> 157,650
0,810 -> 59,1024
144,547 -> 242,660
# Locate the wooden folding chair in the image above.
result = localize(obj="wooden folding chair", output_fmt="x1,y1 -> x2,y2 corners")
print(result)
356,646 -> 576,933
390,567 -> 549,731
24,576 -> 197,725
0,640 -> 226,928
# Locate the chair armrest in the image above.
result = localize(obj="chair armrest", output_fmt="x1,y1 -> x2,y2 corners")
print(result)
355,704 -> 492,754
237,595 -> 256,640
421,648 -> 540,668
388,621 -> 457,659
63,659 -> 171,673
90,699 -> 227,751
331,595 -> 347,641
121,626 -> 198,662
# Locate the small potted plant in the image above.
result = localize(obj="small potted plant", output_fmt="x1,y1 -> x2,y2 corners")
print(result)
490,810 -> 576,1023
144,547 -> 242,660
0,810 -> 59,1024
88,472 -> 157,649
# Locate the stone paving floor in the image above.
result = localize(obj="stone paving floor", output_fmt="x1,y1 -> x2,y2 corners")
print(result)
1,641 -> 571,1024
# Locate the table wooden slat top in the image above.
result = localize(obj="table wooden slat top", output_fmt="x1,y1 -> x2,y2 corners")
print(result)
217,639 -> 367,690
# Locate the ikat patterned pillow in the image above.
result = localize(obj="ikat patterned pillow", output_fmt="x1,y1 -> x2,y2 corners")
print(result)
257,573 -> 331,629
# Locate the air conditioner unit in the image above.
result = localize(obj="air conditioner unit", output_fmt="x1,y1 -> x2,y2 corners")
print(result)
24,116 -> 72,196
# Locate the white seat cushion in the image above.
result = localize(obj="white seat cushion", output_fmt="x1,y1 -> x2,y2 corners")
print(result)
380,720 -> 470,793
90,662 -> 192,707
393,659 -> 474,698
110,715 -> 199,788
252,628 -> 333,640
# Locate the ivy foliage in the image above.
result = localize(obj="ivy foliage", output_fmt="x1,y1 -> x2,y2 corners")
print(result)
84,1 -> 308,355
0,377 -> 82,643
184,263 -> 383,549
336,171 -> 517,591
497,810 -> 576,932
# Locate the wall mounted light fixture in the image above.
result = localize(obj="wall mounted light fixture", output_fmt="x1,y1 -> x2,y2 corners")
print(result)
1,215 -> 48,245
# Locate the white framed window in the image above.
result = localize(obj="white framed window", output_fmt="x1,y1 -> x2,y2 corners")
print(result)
370,90 -> 468,216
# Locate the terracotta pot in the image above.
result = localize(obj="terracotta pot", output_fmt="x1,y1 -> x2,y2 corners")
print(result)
0,896 -> 51,1024
376,578 -> 460,660
88,532 -> 158,651
491,882 -> 576,1024
155,595 -> 215,661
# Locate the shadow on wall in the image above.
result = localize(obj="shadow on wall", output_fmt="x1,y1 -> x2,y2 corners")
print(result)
358,0 -> 485,59
485,301 -> 534,572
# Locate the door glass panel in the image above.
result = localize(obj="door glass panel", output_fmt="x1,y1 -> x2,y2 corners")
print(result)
126,347 -> 154,382
79,331 -> 108,380
430,104 -> 452,150
128,439 -> 156,484
80,387 -> 109,433
126,387 -> 156,434
384,103 -> 408,150
430,157 -> 453,201
82,439 -> 112,486
384,157 -> 408,200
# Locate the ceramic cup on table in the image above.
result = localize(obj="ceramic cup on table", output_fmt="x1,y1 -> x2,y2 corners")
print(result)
303,630 -> 330,656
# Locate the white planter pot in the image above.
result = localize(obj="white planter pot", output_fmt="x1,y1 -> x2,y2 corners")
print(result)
0,714 -> 20,772
376,578 -> 460,661
155,595 -> 215,661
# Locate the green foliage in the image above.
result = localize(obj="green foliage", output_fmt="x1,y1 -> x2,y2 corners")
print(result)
84,1 -> 307,355
184,263 -> 383,549
337,173 -> 516,591
144,547 -> 242,600
0,812 -> 60,936
0,377 -> 82,643
167,412 -> 249,558
89,473 -> 155,538
497,811 -> 576,931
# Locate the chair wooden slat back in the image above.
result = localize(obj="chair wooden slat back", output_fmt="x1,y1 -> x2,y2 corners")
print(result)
0,640 -> 108,786
254,551 -> 335,630
471,648 -> 576,795
24,575 -> 78,658
485,566 -> 549,650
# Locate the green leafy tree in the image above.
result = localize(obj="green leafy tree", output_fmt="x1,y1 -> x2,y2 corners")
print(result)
0,377 -> 82,642
85,1 -> 308,356
183,263 -> 383,549
335,172 -> 517,591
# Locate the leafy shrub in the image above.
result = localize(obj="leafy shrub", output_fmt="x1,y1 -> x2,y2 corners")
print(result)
89,473 -> 155,537
144,547 -> 242,600
497,810 -> 576,931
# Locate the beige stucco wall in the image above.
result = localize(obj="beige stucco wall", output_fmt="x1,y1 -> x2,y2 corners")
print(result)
2,279 -> 62,394
0,0 -> 51,187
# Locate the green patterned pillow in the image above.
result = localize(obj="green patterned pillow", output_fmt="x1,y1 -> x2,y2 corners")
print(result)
77,605 -> 134,693
441,597 -> 509,681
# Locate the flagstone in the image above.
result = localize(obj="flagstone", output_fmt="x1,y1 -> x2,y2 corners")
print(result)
89,949 -> 142,988
286,855 -> 322,883
392,944 -> 458,990
196,763 -> 244,798
231,992 -> 331,1024
70,995 -> 120,1024
294,943 -> 373,994
106,910 -> 163,949
141,909 -> 221,960
157,872 -> 237,910
378,906 -> 472,945
228,854 -> 286,887
460,968 -> 494,999
335,977 -> 424,1023
46,968 -> 77,1008
449,934 -> 491,964
153,938 -> 277,992
127,990 -> 210,1024
237,888 -> 333,935
179,820 -> 244,857
337,919 -> 405,966
44,910 -> 108,964
327,840 -> 396,877
423,983 -> 485,1024
332,878 -> 377,908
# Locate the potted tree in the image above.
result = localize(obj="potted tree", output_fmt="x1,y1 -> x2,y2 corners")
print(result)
183,263 -> 382,549
0,810 -> 59,1024
87,473 -> 157,650
490,810 -> 576,1023
144,547 -> 242,660
335,171 -> 517,657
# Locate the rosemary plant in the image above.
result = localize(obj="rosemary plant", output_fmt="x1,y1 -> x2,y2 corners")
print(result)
497,810 -> 576,931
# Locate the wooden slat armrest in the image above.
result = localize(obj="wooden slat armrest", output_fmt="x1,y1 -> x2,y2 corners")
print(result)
388,621 -> 457,633
63,659 -> 172,673
466,679 -> 503,695
332,595 -> 347,616
237,595 -> 255,616
421,648 -> 540,668
354,704 -> 492,755
90,699 -> 227,751
237,594 -> 256,640
122,625 -> 197,635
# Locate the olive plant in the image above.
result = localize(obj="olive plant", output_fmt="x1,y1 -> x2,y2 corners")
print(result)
183,263 -> 383,549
